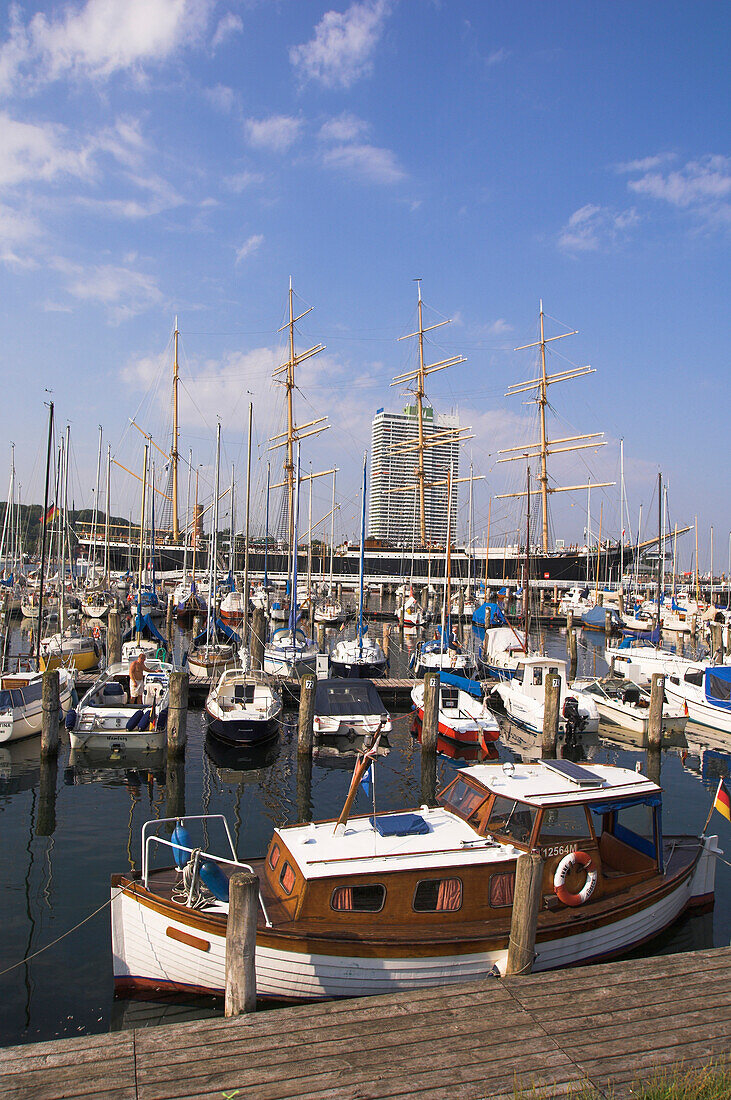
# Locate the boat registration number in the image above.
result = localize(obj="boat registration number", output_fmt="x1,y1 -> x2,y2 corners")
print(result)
539,843 -> 578,858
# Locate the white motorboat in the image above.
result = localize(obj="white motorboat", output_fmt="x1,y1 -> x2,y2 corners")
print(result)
570,675 -> 687,736
665,662 -> 731,734
40,628 -> 101,673
205,668 -> 281,748
0,669 -> 75,743
313,678 -> 391,741
67,661 -> 171,752
490,654 -> 599,735
411,679 -> 499,747
329,625 -> 387,679
605,640 -> 690,687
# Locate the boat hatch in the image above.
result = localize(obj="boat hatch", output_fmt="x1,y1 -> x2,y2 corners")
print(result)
542,760 -> 606,787
370,813 -> 429,837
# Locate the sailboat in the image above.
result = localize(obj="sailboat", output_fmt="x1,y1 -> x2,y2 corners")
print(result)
329,455 -> 387,679
314,469 -> 345,625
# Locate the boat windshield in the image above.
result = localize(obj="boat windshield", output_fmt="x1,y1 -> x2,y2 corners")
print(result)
485,795 -> 537,847
439,777 -> 489,825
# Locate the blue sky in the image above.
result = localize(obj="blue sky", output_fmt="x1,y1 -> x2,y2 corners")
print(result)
0,1 -> 728,567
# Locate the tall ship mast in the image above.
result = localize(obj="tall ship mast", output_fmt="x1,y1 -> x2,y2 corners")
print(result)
171,316 -> 180,542
389,280 -> 474,547
497,300 -> 614,552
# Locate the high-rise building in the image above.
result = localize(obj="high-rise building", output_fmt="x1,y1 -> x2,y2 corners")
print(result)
368,405 -> 460,546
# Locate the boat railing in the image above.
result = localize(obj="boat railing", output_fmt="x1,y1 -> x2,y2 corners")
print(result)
141,815 -> 272,927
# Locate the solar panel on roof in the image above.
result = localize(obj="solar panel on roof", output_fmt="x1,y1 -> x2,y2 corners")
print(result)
542,759 -> 605,787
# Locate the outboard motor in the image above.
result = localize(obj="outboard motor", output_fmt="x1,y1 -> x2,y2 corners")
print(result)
562,695 -> 586,738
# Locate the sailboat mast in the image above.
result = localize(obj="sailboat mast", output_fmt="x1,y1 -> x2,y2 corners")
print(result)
136,445 -> 148,642
468,461 -> 474,593
286,281 -> 296,551
307,464 -> 313,609
60,426 -> 70,634
172,316 -> 180,541
229,462 -> 235,585
207,424 -> 221,641
620,439 -> 624,585
358,453 -> 367,650
537,301 -> 550,552
525,465 -> 531,646
264,463 -> 270,590
90,425 -> 102,583
415,282 -> 427,546
182,449 -> 192,582
329,469 -> 336,593
36,401 -> 54,670
104,444 -> 111,581
656,472 -> 662,617
440,464 -> 453,652
243,402 -> 252,619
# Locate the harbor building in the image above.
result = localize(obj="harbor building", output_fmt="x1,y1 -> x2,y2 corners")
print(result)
368,405 -> 460,546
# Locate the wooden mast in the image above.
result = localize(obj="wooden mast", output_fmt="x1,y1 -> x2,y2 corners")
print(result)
499,302 -> 614,553
391,281 -> 471,546
172,317 -> 180,541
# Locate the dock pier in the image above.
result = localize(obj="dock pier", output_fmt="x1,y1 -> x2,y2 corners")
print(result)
1,946 -> 728,1099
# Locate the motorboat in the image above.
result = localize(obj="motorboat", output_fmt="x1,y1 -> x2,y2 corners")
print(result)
570,675 -> 687,736
329,625 -> 387,679
313,678 -> 391,743
0,668 -> 75,743
605,639 -> 690,687
490,654 -> 599,735
111,758 -> 720,999
411,679 -> 499,747
410,630 -> 474,679
40,628 -> 101,673
478,625 -> 528,680
205,668 -> 281,748
67,661 -> 171,752
665,663 -> 731,734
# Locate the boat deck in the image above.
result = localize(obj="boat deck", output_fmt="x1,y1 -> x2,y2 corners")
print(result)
1,945 -> 728,1100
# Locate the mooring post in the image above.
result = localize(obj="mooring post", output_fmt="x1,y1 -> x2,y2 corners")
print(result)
296,750 -> 313,824
648,673 -> 665,749
618,586 -> 624,615
568,627 -> 578,673
225,872 -> 258,1017
41,669 -> 60,756
382,624 -> 390,658
421,671 -> 440,755
165,755 -> 186,820
604,608 -> 613,635
250,605 -> 265,672
107,606 -> 121,666
710,621 -> 723,663
458,587 -> 465,618
420,586 -> 429,613
566,610 -> 573,633
690,612 -> 697,640
505,852 -> 545,976
298,671 -> 316,755
597,591 -> 604,607
167,670 -> 189,756
316,621 -> 326,651
542,673 -> 561,758
36,755 -> 58,837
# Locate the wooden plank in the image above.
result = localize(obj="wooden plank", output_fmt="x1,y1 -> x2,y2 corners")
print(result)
0,1031 -> 124,1064
0,1035 -> 136,1100
526,976 -> 731,1024
515,965 -> 731,1014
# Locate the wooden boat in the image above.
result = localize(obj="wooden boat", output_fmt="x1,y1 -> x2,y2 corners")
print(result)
205,668 -> 281,748
410,680 -> 499,746
111,758 -> 720,1000
570,675 -> 687,735
0,669 -> 75,743
219,589 -> 248,627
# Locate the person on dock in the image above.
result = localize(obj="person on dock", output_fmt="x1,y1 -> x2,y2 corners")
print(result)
128,653 -> 146,705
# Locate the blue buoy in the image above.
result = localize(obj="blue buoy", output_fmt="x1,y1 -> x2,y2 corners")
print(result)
64,709 -> 77,731
156,707 -> 168,731
137,710 -> 151,731
125,708 -> 144,731
171,823 -> 192,869
199,861 -> 230,901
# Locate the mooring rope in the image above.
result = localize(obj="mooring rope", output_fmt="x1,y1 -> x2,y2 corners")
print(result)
0,889 -> 124,978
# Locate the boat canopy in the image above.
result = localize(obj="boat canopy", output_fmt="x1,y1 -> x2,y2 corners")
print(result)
315,679 -> 387,718
123,614 -> 166,645
705,666 -> 731,710
194,617 -> 240,646
471,602 -> 506,628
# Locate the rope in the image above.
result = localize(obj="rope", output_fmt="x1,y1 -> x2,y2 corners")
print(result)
0,889 -> 123,978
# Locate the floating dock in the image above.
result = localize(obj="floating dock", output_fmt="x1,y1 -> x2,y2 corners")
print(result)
1,945 -> 728,1100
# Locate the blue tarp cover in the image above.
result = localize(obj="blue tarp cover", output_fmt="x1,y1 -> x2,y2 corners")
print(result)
193,617 -> 241,646
123,613 -> 166,645
705,665 -> 731,710
440,670 -> 482,698
371,813 -> 429,837
471,601 -> 506,628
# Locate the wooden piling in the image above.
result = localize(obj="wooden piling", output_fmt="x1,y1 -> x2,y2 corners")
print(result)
647,673 -> 665,749
165,755 -> 186,821
458,587 -> 465,618
568,626 -> 578,667
41,669 -> 60,756
542,672 -> 561,759
420,586 -> 429,613
316,622 -> 326,651
225,872 -> 258,1017
597,592 -> 604,607
167,670 -> 189,757
618,586 -> 624,615
382,624 -> 390,658
421,671 -> 440,755
690,612 -> 697,639
296,751 -> 313,824
298,672 -> 316,755
710,622 -> 723,662
505,852 -> 545,976
566,610 -> 573,633
107,606 -> 121,666
36,755 -> 58,837
604,609 -> 613,634
250,606 -> 265,672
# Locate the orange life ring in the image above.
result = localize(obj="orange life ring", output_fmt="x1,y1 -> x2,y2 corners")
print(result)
553,850 -> 597,907
92,623 -> 101,639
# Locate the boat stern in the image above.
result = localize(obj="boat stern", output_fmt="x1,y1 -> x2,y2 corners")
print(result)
689,834 -> 722,910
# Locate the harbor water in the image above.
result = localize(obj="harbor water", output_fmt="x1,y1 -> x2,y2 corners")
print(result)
0,604 -> 729,1048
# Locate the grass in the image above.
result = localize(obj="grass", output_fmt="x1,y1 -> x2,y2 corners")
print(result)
510,1058 -> 731,1099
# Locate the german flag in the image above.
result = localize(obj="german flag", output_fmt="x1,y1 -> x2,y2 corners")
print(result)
713,778 -> 731,823
42,504 -> 58,524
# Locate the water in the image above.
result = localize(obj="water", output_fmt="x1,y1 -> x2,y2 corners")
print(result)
0,607 -> 728,1048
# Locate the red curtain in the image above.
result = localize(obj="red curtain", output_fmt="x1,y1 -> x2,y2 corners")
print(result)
489,872 -> 515,908
436,879 -> 462,911
332,887 -> 354,911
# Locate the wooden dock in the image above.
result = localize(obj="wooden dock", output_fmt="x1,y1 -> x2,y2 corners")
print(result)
1,946 -> 728,1100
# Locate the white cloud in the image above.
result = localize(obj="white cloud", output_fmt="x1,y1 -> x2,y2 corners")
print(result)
235,233 -> 264,263
558,203 -> 638,253
0,0 -> 211,94
223,170 -> 265,193
289,0 -> 390,90
245,114 -> 302,152
0,201 -> 40,265
615,153 -> 676,174
322,143 -> 405,184
204,83 -> 238,113
318,112 -> 369,143
54,260 -> 164,323
487,319 -> 513,337
211,12 -> 242,51
0,112 -> 96,188
485,48 -> 509,66
626,154 -> 731,225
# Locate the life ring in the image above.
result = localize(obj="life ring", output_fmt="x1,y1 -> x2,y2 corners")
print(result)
92,623 -> 101,639
553,850 -> 597,907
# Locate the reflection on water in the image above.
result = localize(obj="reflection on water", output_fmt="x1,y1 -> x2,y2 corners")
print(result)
0,612 -> 729,1049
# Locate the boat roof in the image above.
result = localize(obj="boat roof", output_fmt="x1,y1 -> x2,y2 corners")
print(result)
461,760 -> 659,807
315,678 -> 387,716
278,761 -> 660,880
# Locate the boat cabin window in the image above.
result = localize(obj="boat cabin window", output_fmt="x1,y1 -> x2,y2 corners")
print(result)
485,795 -> 537,847
268,842 -> 281,870
593,797 -> 661,869
538,804 -> 593,847
413,878 -> 462,913
331,884 -> 385,912
489,872 -> 515,908
441,687 -> 459,709
439,777 -> 489,824
684,668 -> 703,687
532,667 -> 543,686
279,861 -> 296,895
706,671 -> 731,702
